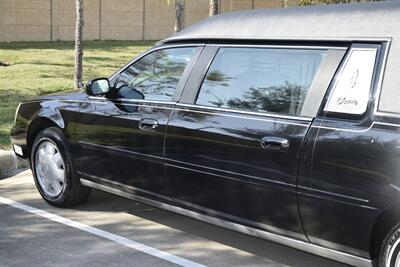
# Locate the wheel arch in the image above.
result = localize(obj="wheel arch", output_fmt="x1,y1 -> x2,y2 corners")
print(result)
370,206 -> 400,261
26,117 -> 64,158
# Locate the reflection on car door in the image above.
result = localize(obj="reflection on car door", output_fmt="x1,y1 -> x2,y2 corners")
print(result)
70,46 -> 201,199
165,45 -> 345,239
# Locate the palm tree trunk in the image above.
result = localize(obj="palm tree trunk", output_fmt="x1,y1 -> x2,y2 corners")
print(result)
209,0 -> 218,16
74,0 -> 84,88
174,0 -> 184,33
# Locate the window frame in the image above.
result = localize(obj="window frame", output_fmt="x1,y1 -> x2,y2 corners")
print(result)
320,43 -> 383,121
179,43 -> 348,121
97,44 -> 205,104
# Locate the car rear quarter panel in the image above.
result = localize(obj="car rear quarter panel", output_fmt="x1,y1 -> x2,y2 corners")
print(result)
298,114 -> 400,258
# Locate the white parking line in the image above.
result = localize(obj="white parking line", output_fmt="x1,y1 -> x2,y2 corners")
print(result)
0,196 -> 206,267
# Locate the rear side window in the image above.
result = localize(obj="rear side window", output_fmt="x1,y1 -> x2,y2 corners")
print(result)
324,47 -> 378,115
196,47 -> 327,116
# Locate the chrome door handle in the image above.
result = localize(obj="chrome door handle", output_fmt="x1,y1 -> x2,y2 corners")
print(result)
261,137 -> 290,150
139,118 -> 159,130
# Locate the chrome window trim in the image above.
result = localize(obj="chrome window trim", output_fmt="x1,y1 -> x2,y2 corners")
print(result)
88,96 -> 177,106
80,178 -> 372,267
113,98 -> 176,105
88,96 -> 106,101
87,97 -> 312,123
176,103 -> 313,122
65,98 -> 174,108
108,43 -> 205,82
205,43 -> 347,50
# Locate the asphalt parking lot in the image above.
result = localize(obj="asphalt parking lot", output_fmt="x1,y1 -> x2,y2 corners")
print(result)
0,170 -> 349,267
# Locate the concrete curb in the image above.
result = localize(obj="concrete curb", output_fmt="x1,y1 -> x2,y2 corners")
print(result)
0,150 -> 29,178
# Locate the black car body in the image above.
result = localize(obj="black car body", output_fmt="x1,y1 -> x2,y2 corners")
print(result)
10,2 -> 400,266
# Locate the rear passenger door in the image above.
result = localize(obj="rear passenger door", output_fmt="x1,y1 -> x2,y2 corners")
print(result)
165,45 -> 346,239
298,43 -> 387,258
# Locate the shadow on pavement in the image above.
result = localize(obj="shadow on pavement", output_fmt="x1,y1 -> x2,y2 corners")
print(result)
75,189 -> 350,267
0,168 -> 29,180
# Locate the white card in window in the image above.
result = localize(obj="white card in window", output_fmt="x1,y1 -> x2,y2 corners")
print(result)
325,48 -> 377,115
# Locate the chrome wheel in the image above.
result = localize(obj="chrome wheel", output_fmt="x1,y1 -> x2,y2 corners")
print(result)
35,140 -> 65,197
385,231 -> 400,267
395,253 -> 400,267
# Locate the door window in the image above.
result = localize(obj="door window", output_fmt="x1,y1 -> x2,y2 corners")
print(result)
115,47 -> 196,101
196,47 -> 328,116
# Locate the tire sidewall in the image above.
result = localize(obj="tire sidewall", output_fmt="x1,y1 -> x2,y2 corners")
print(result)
380,223 -> 400,267
31,128 -> 74,206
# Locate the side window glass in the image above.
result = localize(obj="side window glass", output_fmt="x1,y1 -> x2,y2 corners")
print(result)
115,47 -> 196,101
196,47 -> 327,116
324,48 -> 377,115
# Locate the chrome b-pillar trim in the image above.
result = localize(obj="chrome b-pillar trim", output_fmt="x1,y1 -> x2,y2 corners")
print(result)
80,178 -> 372,267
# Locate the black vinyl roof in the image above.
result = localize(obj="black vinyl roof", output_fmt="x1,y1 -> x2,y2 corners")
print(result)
162,1 -> 400,114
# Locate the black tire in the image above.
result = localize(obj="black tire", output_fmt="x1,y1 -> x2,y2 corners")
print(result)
379,223 -> 400,267
30,127 -> 91,207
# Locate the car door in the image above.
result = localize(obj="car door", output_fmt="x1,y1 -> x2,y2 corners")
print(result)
298,43 -> 390,258
164,44 -> 346,239
69,45 -> 202,198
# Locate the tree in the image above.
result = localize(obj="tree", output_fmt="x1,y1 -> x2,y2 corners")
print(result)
209,0 -> 219,16
162,0 -> 184,33
281,0 -> 289,7
174,0 -> 184,32
74,0 -> 84,88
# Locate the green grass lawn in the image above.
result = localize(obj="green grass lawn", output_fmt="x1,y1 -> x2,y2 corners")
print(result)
0,41 -> 154,150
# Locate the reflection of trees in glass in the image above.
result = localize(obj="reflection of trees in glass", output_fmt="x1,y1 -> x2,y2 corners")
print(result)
197,70 -> 235,107
211,82 -> 306,115
204,70 -> 235,87
132,74 -> 181,100
116,48 -> 194,101
196,47 -> 326,116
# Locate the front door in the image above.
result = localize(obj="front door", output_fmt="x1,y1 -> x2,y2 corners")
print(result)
165,45 -> 345,238
70,45 -> 201,198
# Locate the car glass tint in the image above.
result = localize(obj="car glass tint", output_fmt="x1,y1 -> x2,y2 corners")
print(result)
196,47 -> 327,116
116,47 -> 196,101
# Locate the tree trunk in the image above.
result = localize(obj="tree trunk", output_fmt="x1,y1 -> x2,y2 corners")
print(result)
209,0 -> 218,16
174,0 -> 184,33
74,0 -> 84,89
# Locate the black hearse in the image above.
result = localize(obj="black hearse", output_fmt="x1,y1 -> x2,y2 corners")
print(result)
10,1 -> 400,266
